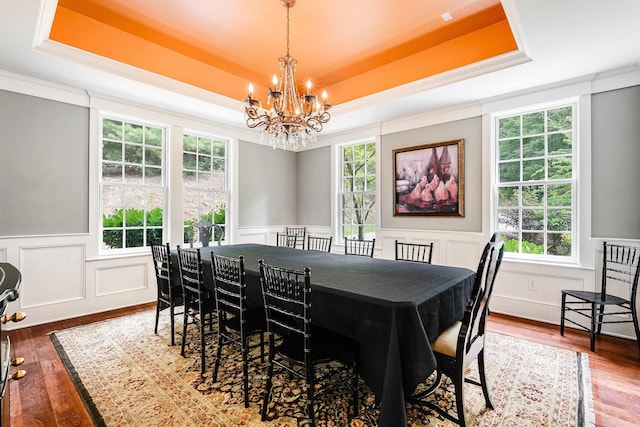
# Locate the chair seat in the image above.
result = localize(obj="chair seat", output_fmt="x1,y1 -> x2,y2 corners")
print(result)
562,289 -> 630,305
276,327 -> 358,364
222,308 -> 266,335
186,296 -> 216,314
431,321 -> 461,358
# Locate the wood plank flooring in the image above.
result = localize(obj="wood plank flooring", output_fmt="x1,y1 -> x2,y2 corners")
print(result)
4,304 -> 640,426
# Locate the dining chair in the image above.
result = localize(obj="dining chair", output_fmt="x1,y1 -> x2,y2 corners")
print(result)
210,252 -> 266,408
151,243 -> 183,346
177,246 -> 217,375
276,232 -> 300,249
344,237 -> 375,258
285,226 -> 306,249
258,260 -> 360,426
408,233 -> 504,427
561,242 -> 640,353
306,235 -> 333,253
395,240 -> 434,264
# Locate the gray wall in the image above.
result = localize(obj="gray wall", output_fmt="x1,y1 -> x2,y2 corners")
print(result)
237,141 -> 298,227
0,90 -> 89,236
297,146 -> 331,226
381,116 -> 483,232
591,85 -> 640,239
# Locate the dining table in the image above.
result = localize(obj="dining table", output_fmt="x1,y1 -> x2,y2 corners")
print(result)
182,243 -> 476,427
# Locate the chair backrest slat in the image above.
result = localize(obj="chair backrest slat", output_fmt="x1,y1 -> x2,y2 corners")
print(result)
344,237 -> 375,258
307,235 -> 333,253
395,240 -> 434,264
276,232 -> 300,249
459,233 -> 504,357
151,243 -> 174,297
259,260 -> 311,341
285,226 -> 307,249
601,242 -> 640,300
211,253 -> 246,320
177,247 -> 207,298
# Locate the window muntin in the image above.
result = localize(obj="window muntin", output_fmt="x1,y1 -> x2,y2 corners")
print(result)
182,132 -> 228,246
495,103 -> 576,259
339,142 -> 376,240
101,117 -> 165,251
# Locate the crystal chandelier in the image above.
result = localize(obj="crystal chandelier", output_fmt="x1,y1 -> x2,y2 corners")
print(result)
244,0 -> 331,150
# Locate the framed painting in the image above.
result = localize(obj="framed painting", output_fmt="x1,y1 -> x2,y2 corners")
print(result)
393,139 -> 464,216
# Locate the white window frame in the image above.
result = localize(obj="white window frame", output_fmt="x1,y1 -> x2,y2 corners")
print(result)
181,130 -> 230,247
492,98 -> 578,263
99,113 -> 168,254
337,140 -> 377,241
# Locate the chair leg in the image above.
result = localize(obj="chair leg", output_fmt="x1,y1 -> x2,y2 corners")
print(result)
560,292 -> 567,336
453,370 -> 468,427
306,362 -> 315,427
200,318 -> 207,375
590,303 -> 597,352
631,303 -> 640,354
213,334 -> 224,383
478,349 -> 494,409
154,301 -> 161,335
180,308 -> 189,357
597,302 -> 606,335
261,340 -> 275,421
242,335 -> 250,408
169,303 -> 175,346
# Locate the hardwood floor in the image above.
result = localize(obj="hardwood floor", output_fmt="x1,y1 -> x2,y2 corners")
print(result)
4,305 -> 639,426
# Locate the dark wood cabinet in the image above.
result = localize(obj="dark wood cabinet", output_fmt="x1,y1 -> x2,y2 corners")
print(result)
0,263 -> 25,426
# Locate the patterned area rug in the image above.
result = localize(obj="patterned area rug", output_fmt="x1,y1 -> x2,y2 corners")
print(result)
50,310 -> 594,426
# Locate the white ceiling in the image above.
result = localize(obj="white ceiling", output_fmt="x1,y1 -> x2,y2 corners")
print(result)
1,0 -> 639,138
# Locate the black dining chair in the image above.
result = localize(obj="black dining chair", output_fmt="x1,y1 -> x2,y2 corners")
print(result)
344,237 -> 375,258
561,242 -> 640,353
210,252 -> 266,408
276,232 -> 300,249
177,246 -> 217,375
258,260 -> 360,426
151,243 -> 183,346
408,233 -> 504,427
395,240 -> 434,264
306,235 -> 333,253
285,226 -> 306,249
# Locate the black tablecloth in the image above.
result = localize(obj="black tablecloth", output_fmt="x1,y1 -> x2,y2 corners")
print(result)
179,244 -> 475,427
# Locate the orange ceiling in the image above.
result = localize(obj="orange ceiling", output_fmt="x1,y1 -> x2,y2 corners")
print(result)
49,0 -> 518,105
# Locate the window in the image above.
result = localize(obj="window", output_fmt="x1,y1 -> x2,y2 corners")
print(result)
339,141 -> 376,240
101,116 -> 166,251
182,132 -> 228,246
494,101 -> 576,260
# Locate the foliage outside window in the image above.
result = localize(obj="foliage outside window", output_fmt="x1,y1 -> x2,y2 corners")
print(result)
340,142 -> 376,240
101,117 -> 165,250
495,102 -> 576,259
182,132 -> 228,246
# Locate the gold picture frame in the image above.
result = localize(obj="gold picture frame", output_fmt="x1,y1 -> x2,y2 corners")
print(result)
393,139 -> 464,217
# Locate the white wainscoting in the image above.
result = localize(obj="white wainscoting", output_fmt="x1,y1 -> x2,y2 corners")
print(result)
18,243 -> 86,308
0,235 -> 157,330
95,262 -> 148,296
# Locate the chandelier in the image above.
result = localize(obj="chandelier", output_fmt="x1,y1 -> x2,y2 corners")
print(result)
244,0 -> 331,150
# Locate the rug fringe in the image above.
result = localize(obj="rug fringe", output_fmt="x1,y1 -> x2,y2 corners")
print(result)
579,353 -> 596,427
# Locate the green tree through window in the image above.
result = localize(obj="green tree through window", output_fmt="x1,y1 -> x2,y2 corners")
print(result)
340,142 -> 376,240
495,103 -> 576,258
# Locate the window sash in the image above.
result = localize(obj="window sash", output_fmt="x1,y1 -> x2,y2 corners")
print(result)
493,102 -> 576,261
